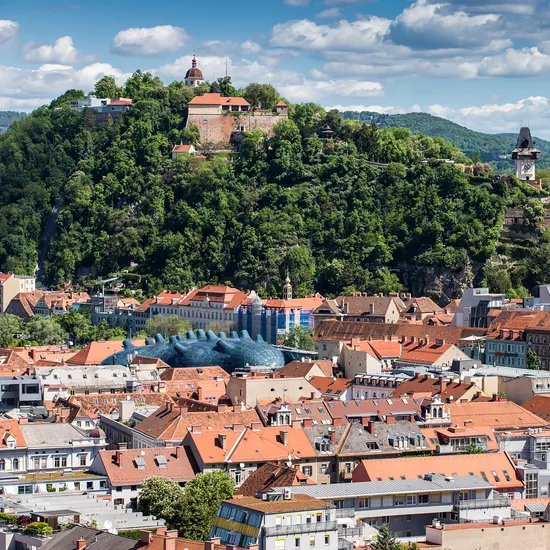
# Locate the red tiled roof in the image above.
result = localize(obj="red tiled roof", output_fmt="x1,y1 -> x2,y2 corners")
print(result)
0,420 -> 27,448
172,144 -> 194,153
402,297 -> 443,315
0,273 -> 13,283
264,295 -> 324,311
188,93 -> 250,106
521,395 -> 550,420
391,374 -> 486,401
313,320 -> 487,344
236,462 -> 314,496
95,446 -> 196,486
309,376 -> 351,397
276,101 -> 288,107
325,397 -> 422,421
160,366 -> 229,382
276,361 -> 335,379
67,340 -> 145,365
352,453 -> 523,490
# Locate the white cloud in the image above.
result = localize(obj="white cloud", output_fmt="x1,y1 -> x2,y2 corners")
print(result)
280,79 -> 383,102
241,40 -> 262,54
24,36 -> 79,64
0,21 -> 18,45
476,47 -> 550,77
0,62 -> 130,111
326,103 -> 422,113
112,25 -> 188,56
316,8 -> 341,18
271,17 -> 391,51
284,0 -> 309,5
390,0 -> 503,50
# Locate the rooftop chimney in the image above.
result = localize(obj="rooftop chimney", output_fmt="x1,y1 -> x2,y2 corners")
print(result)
140,531 -> 153,545
163,530 -> 178,550
205,539 -> 221,550
386,415 -> 396,425
218,434 -> 227,450
114,450 -> 123,467
303,418 -> 313,428
251,421 -> 262,431
439,377 -> 447,393
76,539 -> 86,550
175,446 -> 183,460
280,430 -> 289,446
332,417 -> 344,427
330,430 -> 336,445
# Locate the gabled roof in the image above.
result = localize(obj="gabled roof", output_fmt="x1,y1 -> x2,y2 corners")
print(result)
160,366 -> 229,382
134,402 -> 261,441
362,340 -> 402,359
172,144 -> 194,153
309,376 -> 351,397
276,361 -> 334,379
447,401 -> 549,430
521,395 -> 550,420
263,294 -> 324,311
315,296 -> 404,317
276,101 -> 288,107
187,425 -> 317,464
40,525 -> 139,550
351,452 -> 523,490
256,399 -> 332,425
67,340 -> 145,365
0,419 -> 27,448
313,320 -> 488,344
188,93 -> 250,106
391,374 -> 486,401
236,462 -> 314,496
95,446 -> 196,486
402,297 -> 443,315
325,396 -> 422,421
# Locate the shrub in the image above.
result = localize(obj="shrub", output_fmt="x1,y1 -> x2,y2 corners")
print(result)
24,522 -> 53,536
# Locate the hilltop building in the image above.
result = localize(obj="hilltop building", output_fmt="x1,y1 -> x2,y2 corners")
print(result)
184,55 -> 205,88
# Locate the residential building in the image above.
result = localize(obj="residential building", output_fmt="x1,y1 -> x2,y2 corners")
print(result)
36,365 -> 161,400
236,462 -> 315,496
0,375 -> 42,410
312,295 -> 405,326
69,97 -> 133,123
171,144 -> 196,157
390,373 -> 489,402
209,491 -> 338,550
308,377 -> 353,401
351,453 -> 524,498
238,294 -> 324,344
340,340 -> 383,378
275,361 -> 335,380
161,366 -> 229,403
89,446 -> 197,508
400,297 -> 443,322
522,394 -> 550,420
256,399 -> 333,429
313,320 -> 487,364
452,288 -> 506,328
284,475 -> 509,539
423,517 -> 550,550
139,529 -> 242,550
393,339 -> 471,370
504,372 -> 550,404
225,373 -> 321,407
0,273 -> 35,313
351,373 -> 410,400
66,340 -> 146,365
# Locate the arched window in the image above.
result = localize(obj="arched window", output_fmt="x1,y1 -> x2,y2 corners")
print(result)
12,458 -> 19,470
0,459 -> 6,470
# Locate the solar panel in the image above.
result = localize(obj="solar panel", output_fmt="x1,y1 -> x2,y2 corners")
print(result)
156,455 -> 167,468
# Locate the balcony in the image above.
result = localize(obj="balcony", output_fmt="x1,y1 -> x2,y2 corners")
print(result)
264,521 -> 337,537
455,497 -> 510,510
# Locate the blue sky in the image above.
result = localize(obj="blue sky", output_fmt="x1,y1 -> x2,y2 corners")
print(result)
2,0 -> 550,136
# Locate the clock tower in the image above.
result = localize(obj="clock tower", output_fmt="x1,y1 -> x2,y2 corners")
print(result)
512,126 -> 541,183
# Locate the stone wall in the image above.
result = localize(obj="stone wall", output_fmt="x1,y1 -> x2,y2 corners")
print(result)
187,111 -> 287,144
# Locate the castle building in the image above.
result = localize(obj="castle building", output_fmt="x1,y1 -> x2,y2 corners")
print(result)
185,55 -> 205,88
512,126 -> 542,188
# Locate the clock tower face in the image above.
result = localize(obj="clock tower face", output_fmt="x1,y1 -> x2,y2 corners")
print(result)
522,160 -> 534,173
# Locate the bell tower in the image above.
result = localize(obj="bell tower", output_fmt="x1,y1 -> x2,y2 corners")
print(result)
283,274 -> 292,301
512,126 -> 541,183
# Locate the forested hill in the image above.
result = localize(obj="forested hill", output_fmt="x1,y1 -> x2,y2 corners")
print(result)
0,111 -> 26,134
0,73 -> 546,303
341,111 -> 550,170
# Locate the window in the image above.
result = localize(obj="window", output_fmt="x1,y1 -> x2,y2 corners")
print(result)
18,485 -> 31,495
406,495 -> 417,505
74,482 -> 80,491
114,498 -> 124,506
78,454 -> 87,466
358,498 -> 369,509
0,459 -> 5,470
309,536 -> 315,548
86,481 -> 94,490
295,538 -> 300,548
394,495 -> 405,506
418,494 -> 429,504
234,470 -> 242,485
12,458 -> 19,470
303,466 -> 312,477
324,535 -> 330,546
54,455 -> 68,468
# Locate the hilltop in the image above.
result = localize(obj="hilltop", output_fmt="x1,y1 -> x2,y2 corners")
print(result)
0,111 -> 26,134
341,111 -> 550,170
0,72 -> 546,303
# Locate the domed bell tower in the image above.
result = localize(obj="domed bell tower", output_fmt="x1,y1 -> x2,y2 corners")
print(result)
512,126 -> 541,183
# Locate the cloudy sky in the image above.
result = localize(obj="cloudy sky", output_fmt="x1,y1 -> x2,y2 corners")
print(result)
2,0 -> 550,136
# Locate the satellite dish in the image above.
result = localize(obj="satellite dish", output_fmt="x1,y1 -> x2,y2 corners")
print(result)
141,450 -> 145,456
240,463 -> 245,468
103,520 -> 113,531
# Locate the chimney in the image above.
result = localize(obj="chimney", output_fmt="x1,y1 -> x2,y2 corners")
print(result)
383,335 -> 388,342
310,392 -> 316,400
386,415 -> 396,425
367,421 -> 376,435
179,406 -> 189,414
280,430 -> 289,446
411,336 -> 416,343
425,335 -> 430,345
157,528 -> 167,536
332,417 -> 344,428
140,531 -> 153,545
233,423 -> 245,432
205,539 -> 221,550
76,539 -> 86,550
292,420 -> 301,429
163,530 -> 178,550
439,377 -> 447,393
197,386 -> 204,401
165,401 -> 174,413
251,421 -> 262,431
114,450 -> 123,467
476,391 -> 482,400
191,425 -> 202,434
303,418 -> 313,428
218,434 -> 227,450
369,303 -> 375,315
233,405 -> 241,413
330,430 -> 336,445
409,414 -> 415,423
218,404 -> 227,413
18,418 -> 28,425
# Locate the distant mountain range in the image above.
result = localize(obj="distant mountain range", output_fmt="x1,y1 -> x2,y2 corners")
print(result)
0,111 -> 26,134
341,110 -> 550,170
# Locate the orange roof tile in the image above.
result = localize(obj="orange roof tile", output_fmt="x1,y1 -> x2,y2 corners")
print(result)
188,93 -> 250,106
96,446 -> 196,486
264,295 -> 324,311
521,395 -> 550,420
67,340 -> 145,365
236,462 -> 314,496
391,374 -> 486,401
0,419 -> 27,448
309,376 -> 351,397
352,453 -> 522,490
172,144 -> 194,153
276,361 -> 335,379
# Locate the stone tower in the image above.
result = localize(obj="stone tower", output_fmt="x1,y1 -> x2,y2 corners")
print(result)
283,274 -> 293,301
185,55 -> 205,88
512,126 -> 541,182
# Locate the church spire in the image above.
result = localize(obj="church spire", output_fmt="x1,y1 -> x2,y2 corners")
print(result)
283,272 -> 292,301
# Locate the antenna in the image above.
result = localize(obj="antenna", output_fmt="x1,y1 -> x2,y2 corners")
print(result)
225,56 -> 228,77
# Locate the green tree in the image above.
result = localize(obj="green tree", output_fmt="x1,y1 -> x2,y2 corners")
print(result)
371,526 -> 401,550
204,322 -> 232,334
527,350 -> 542,370
56,311 -> 96,345
210,76 -> 238,97
26,316 -> 68,345
49,89 -> 86,108
283,325 -> 315,351
0,314 -> 23,347
177,471 -> 234,541
524,198 -> 546,230
466,442 -> 484,454
139,477 -> 185,527
144,315 -> 192,338
24,522 -> 53,536
94,76 -> 124,99
243,83 -> 279,110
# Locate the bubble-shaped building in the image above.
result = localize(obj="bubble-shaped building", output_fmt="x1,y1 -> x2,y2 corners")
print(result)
101,330 -> 286,372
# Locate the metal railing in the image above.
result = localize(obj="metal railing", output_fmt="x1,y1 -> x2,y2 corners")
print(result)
264,521 -> 337,536
455,497 -> 510,510
338,527 -> 363,537
335,509 -> 355,518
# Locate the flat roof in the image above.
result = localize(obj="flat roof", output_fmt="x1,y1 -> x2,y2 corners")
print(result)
280,475 -> 492,499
